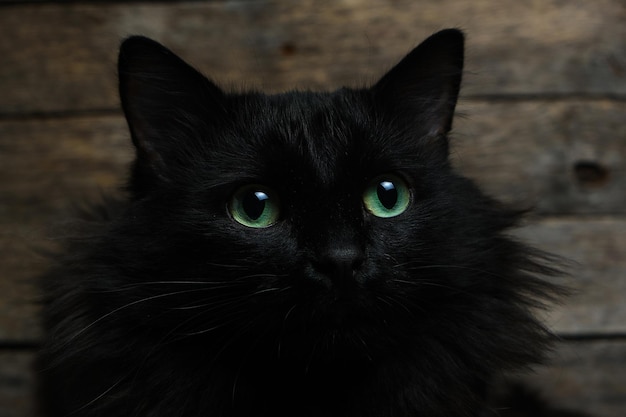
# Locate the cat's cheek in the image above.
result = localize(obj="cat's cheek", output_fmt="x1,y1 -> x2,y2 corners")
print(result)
227,221 -> 300,267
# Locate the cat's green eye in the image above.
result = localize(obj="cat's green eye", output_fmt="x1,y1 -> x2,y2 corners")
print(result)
229,185 -> 280,228
363,174 -> 411,218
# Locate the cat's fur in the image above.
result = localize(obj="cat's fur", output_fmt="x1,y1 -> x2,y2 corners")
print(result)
38,29 -> 563,417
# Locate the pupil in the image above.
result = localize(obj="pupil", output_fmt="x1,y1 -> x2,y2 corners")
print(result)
243,191 -> 268,220
377,181 -> 398,210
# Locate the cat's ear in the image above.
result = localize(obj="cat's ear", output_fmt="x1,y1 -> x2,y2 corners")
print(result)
118,36 -> 225,186
372,29 -> 464,137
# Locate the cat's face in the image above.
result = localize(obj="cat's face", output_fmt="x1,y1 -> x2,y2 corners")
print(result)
162,92 -> 450,349
112,31 -> 547,370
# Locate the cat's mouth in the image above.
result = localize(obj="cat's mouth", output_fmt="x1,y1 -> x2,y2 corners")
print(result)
292,266 -> 395,328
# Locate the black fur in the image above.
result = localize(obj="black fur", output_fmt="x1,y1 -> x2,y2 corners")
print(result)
38,29 -> 562,417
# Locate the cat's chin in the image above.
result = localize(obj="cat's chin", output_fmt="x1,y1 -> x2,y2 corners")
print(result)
285,296 -> 402,357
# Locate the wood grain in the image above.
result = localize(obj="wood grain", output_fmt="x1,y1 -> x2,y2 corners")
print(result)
0,115 -> 131,342
519,339 -> 626,417
1,0 -> 625,115
0,351 -> 35,417
0,115 -> 131,224
518,218 -> 626,335
453,100 -> 626,215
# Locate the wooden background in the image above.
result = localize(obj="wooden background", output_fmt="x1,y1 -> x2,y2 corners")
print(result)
0,0 -> 625,415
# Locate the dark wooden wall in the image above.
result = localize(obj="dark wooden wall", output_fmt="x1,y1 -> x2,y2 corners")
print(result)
1,1 -> 625,415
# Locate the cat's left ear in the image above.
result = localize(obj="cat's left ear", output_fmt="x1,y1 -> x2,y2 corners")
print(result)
118,36 -> 226,187
372,29 -> 464,137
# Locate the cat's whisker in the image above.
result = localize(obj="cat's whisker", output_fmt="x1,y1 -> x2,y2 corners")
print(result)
157,310 -> 236,342
169,296 -> 248,312
390,278 -> 458,290
381,293 -> 425,318
355,335 -> 373,362
180,284 -> 289,309
390,277 -> 489,300
304,335 -> 322,376
103,274 -> 282,289
282,304 -> 298,327
374,295 -> 395,309
169,302 -> 214,311
249,287 -> 282,296
234,273 -> 289,282
275,303 -> 299,359
70,376 -> 126,415
200,315 -> 273,373
96,282 -> 247,294
164,286 -> 285,338
178,322 -> 230,337
65,288 -> 224,345
231,317 -> 280,405
171,302 -> 257,339
395,262 -> 505,280
167,286 -> 285,311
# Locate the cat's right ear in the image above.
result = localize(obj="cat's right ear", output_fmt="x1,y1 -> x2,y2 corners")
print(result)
371,29 -> 464,140
118,36 -> 225,189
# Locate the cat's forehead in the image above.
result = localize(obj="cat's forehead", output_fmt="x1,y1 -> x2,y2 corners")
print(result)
259,90 -> 369,139
210,89 -> 434,193
229,90 -> 376,183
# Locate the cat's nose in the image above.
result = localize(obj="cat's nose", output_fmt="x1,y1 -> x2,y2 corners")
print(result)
314,244 -> 365,288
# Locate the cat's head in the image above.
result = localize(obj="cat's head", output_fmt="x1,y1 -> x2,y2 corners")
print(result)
112,30 -> 554,373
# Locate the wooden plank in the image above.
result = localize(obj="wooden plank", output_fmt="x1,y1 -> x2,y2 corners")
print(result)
0,115 -> 131,224
1,0 -> 625,115
453,99 -> 626,215
0,350 -> 35,417
0,115 -> 131,342
516,339 -> 626,417
0,236 -> 41,343
517,218 -> 626,335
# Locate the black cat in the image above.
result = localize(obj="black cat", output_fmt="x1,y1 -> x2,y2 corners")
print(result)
38,29 -> 564,417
